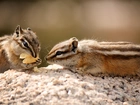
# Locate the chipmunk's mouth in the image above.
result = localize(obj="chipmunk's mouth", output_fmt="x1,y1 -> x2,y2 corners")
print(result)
45,56 -> 52,63
46,57 -> 59,65
45,54 -> 52,60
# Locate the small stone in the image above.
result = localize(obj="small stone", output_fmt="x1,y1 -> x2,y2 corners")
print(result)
123,102 -> 129,105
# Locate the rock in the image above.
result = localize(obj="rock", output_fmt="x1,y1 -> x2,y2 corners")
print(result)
0,65 -> 140,105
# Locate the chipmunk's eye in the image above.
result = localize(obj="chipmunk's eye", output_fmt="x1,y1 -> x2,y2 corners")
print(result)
22,40 -> 29,48
56,51 -> 63,56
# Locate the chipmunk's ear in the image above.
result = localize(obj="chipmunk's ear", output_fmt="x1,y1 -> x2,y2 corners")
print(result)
27,27 -> 31,31
14,25 -> 23,37
70,37 -> 78,52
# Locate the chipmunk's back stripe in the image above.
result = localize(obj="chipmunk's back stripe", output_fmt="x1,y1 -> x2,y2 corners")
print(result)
99,47 -> 140,52
102,53 -> 140,60
99,42 -> 132,45
96,50 -> 140,56
90,45 -> 140,52
89,44 -> 140,57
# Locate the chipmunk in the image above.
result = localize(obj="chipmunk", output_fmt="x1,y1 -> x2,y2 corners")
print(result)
0,25 -> 41,73
46,37 -> 140,76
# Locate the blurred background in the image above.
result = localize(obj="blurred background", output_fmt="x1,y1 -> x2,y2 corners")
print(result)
0,0 -> 140,67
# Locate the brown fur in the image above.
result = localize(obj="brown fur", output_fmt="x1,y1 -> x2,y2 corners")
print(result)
103,55 -> 140,76
0,26 -> 41,73
46,37 -> 140,76
0,49 -> 10,73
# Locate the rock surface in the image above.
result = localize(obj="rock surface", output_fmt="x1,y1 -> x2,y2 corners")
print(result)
0,65 -> 140,105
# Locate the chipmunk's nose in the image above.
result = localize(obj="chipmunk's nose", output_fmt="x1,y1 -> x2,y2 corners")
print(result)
45,54 -> 53,61
37,58 -> 42,63
45,55 -> 52,61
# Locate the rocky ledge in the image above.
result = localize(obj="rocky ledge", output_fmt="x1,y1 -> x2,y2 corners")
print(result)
0,65 -> 140,105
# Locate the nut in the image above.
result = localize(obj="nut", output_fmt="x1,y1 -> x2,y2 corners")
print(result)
20,53 -> 39,64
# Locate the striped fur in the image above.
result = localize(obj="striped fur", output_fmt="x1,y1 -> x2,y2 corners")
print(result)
46,37 -> 140,76
0,25 -> 41,73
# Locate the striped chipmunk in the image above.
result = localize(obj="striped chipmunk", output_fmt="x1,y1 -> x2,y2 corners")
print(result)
0,25 -> 41,73
46,37 -> 140,76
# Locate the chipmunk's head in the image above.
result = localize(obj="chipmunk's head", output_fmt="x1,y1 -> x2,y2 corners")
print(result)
46,37 -> 79,67
11,25 -> 41,66
12,25 -> 41,58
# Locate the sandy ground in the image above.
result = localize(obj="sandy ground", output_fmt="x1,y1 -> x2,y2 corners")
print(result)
0,65 -> 140,105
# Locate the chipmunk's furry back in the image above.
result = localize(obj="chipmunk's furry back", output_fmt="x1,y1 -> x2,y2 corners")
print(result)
46,37 -> 140,76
